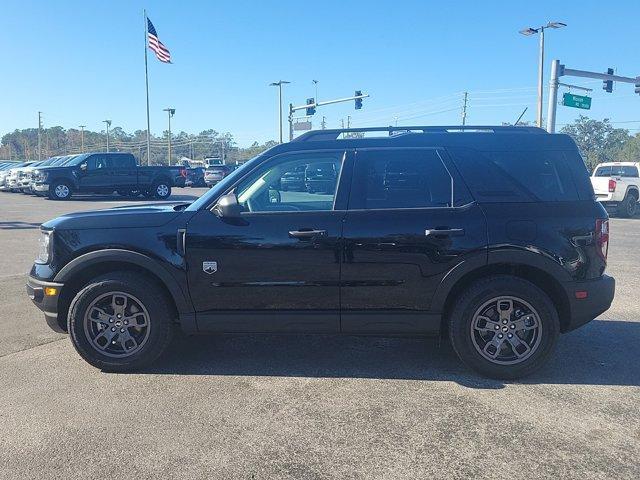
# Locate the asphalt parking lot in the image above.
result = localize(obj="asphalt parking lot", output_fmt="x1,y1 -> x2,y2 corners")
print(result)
0,189 -> 638,479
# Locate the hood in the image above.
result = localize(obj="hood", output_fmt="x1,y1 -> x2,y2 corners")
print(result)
42,203 -> 191,230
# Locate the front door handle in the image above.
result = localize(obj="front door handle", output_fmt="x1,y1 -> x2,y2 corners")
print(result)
289,229 -> 327,239
425,228 -> 465,237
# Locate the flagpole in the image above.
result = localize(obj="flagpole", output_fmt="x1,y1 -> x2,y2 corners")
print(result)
143,9 -> 151,166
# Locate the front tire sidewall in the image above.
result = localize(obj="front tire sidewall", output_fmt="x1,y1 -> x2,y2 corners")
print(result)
68,274 -> 173,371
449,276 -> 560,379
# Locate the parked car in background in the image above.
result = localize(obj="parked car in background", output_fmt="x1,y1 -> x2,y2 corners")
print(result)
31,152 -> 186,200
185,167 -> 206,187
204,164 -> 234,187
280,165 -> 306,191
591,162 -> 639,217
1,161 -> 37,192
305,161 -> 338,193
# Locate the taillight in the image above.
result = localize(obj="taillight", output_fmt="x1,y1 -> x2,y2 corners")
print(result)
595,219 -> 609,262
608,179 -> 616,192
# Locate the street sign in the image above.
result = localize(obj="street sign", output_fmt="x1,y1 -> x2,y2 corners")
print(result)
562,92 -> 592,110
293,121 -> 312,131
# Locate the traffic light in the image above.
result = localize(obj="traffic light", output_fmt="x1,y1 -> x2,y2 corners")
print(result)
635,77 -> 640,95
306,98 -> 316,116
602,68 -> 614,93
355,90 -> 363,110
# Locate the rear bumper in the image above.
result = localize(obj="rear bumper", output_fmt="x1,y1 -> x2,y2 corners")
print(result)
562,274 -> 615,332
26,276 -> 66,333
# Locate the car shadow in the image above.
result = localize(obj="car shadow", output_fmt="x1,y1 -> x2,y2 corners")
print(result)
0,221 -> 43,230
141,319 -> 640,389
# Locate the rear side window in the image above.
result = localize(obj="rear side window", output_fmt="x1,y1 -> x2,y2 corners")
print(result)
109,155 -> 134,168
350,149 -> 454,209
448,147 -> 579,202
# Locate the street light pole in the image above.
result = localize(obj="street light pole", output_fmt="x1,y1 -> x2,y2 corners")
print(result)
269,80 -> 290,143
163,108 -> 175,165
103,120 -> 111,152
79,125 -> 86,153
520,22 -> 566,128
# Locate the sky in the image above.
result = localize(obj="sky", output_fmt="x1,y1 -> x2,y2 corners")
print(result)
1,0 -> 639,146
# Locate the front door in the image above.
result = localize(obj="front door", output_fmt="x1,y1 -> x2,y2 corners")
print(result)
340,147 -> 487,333
78,154 -> 112,191
185,150 -> 350,333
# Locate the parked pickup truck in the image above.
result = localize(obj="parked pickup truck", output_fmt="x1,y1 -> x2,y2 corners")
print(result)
32,152 -> 186,200
591,162 -> 639,217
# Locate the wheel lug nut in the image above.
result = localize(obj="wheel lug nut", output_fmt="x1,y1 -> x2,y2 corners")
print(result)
124,320 -> 129,325
109,319 -> 113,323
498,334 -> 503,339
508,333 -> 513,338
502,320 -> 508,324
120,328 -> 125,333
510,324 -> 515,329
117,314 -> 122,319
111,327 -> 116,332
495,325 -> 500,330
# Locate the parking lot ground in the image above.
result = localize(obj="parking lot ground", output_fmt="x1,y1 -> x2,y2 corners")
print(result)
0,189 -> 639,479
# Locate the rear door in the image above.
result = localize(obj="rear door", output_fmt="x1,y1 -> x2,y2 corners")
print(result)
340,147 -> 487,334
109,154 -> 137,190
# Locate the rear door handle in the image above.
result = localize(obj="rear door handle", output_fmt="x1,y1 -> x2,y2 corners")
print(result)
289,229 -> 327,239
425,228 -> 465,237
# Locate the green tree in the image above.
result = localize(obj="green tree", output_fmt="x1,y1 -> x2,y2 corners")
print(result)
560,116 -> 630,169
616,133 -> 640,162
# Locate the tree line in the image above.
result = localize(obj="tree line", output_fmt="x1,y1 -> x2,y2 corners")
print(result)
1,116 -> 638,168
0,126 -> 278,165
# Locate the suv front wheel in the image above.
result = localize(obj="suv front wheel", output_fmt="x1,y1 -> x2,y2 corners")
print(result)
448,275 -> 560,379
68,272 -> 174,371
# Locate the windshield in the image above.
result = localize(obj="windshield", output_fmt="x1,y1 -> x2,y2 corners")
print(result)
186,156 -> 263,211
66,153 -> 90,166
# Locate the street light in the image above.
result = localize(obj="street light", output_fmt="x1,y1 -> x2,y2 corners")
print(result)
103,120 -> 111,152
78,125 -> 86,153
519,21 -> 566,128
269,80 -> 290,143
163,108 -> 175,165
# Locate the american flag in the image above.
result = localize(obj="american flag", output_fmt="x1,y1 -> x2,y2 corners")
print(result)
147,18 -> 171,63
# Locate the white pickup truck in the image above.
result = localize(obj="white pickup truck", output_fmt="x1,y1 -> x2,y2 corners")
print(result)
591,162 -> 639,217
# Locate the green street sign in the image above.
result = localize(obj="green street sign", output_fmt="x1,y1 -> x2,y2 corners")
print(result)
562,92 -> 592,110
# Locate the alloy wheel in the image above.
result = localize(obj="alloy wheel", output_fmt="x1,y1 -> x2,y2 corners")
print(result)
55,184 -> 70,198
470,296 -> 542,365
83,291 -> 151,358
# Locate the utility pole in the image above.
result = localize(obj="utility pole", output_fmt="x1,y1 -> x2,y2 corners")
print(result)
79,125 -> 86,153
269,80 -> 290,143
461,92 -> 468,125
163,108 -> 175,165
321,116 -> 326,129
519,22 -> 567,128
37,111 -> 43,160
103,120 -> 111,152
347,116 -> 351,128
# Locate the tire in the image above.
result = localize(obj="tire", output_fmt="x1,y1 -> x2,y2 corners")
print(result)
68,272 -> 174,371
152,181 -> 171,199
617,192 -> 637,218
48,180 -> 73,200
448,275 -> 560,379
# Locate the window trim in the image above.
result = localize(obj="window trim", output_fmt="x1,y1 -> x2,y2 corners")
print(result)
348,147 -> 463,212
205,148 -> 351,215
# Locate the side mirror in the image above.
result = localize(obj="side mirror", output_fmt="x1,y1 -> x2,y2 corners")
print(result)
80,163 -> 87,171
213,192 -> 243,218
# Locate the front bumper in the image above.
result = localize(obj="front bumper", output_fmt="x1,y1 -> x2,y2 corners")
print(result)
562,274 -> 615,332
26,276 -> 66,333
33,182 -> 50,193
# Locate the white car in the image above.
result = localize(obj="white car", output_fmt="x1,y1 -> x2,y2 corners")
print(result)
591,162 -> 639,217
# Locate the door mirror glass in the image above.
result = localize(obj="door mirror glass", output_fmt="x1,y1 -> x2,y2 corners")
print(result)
213,192 -> 243,218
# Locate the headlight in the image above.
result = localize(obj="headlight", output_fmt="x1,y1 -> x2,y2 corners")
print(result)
36,171 -> 48,182
36,230 -> 53,264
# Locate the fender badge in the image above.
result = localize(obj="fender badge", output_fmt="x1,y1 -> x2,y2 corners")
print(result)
202,261 -> 218,274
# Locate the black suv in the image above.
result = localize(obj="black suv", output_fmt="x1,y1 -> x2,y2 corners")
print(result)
26,126 -> 615,378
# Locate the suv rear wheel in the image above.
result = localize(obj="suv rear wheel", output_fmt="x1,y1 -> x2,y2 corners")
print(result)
68,272 -> 174,371
448,275 -> 560,379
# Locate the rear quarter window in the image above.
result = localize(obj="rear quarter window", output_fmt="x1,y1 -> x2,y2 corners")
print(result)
447,147 -> 580,202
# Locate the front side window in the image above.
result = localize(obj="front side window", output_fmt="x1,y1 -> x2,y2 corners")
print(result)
350,149 -> 453,209
236,152 -> 344,213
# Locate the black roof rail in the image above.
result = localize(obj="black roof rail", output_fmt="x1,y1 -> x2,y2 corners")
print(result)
293,125 -> 547,142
